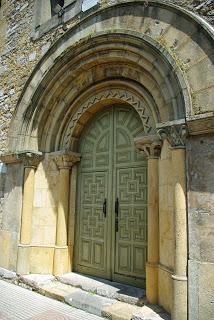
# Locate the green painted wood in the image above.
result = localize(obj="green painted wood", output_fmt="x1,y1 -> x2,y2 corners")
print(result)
113,106 -> 147,287
75,106 -> 147,287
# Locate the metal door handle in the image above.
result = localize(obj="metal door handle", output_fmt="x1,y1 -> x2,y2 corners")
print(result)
115,198 -> 119,232
115,198 -> 119,217
103,198 -> 107,217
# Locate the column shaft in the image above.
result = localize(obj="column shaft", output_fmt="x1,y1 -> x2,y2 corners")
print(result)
68,165 -> 77,271
20,167 -> 35,245
146,158 -> 159,304
172,148 -> 187,320
56,168 -> 70,246
134,135 -> 161,305
53,167 -> 70,275
52,151 -> 80,276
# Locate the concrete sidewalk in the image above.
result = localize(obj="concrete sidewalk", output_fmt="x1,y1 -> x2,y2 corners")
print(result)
0,280 -> 104,320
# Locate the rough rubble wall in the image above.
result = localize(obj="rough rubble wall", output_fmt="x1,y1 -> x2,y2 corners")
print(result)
166,0 -> 214,25
0,0 -> 75,152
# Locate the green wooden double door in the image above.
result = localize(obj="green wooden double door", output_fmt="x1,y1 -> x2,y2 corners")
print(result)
74,105 -> 147,287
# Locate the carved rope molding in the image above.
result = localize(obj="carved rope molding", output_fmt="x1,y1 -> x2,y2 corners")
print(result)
64,89 -> 154,148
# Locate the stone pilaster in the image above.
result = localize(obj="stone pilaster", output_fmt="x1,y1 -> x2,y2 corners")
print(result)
0,151 -> 43,245
52,151 -> 80,275
0,151 -> 43,274
19,153 -> 43,245
135,135 -> 162,304
158,123 -> 188,320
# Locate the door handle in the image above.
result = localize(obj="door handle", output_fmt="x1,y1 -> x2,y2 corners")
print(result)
115,198 -> 119,232
103,198 -> 107,218
115,198 -> 119,217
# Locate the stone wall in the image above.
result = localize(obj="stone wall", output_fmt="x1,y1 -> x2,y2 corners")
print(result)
0,0 -> 70,152
0,163 -> 23,271
166,0 -> 214,25
187,134 -> 214,320
0,1 -> 213,319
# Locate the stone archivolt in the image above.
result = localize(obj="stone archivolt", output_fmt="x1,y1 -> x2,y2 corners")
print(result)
64,89 -> 154,149
8,30 -> 191,152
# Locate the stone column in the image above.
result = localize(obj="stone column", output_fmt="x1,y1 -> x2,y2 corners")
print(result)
18,152 -> 43,273
158,123 -> 188,320
0,151 -> 43,274
53,151 -> 80,275
135,135 -> 162,304
68,164 -> 78,272
19,154 -> 42,244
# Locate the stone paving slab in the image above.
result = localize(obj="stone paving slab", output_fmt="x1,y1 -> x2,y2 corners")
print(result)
20,274 -> 55,288
0,267 -> 17,280
58,272 -> 146,305
102,302 -> 169,320
0,280 -> 104,320
65,288 -> 117,316
39,281 -> 79,301
0,271 -> 170,320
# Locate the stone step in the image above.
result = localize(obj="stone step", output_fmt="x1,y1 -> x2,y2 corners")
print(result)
57,272 -> 146,306
19,274 -> 170,320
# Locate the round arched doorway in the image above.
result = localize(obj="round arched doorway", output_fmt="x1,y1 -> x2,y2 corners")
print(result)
74,104 -> 148,288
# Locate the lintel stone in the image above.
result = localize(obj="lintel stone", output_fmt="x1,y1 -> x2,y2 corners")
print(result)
187,113 -> 214,135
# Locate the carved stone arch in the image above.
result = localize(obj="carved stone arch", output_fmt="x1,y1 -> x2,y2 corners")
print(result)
61,88 -> 156,150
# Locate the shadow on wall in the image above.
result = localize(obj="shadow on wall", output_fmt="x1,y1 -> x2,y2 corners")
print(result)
0,161 -> 24,271
187,134 -> 214,265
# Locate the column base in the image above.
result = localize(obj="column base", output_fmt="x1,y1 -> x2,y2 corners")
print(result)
172,274 -> 187,320
53,246 -> 69,276
146,262 -> 158,304
17,244 -> 55,274
17,245 -> 30,274
68,245 -> 74,272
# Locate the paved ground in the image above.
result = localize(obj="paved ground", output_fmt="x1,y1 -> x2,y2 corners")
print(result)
0,280 -> 104,320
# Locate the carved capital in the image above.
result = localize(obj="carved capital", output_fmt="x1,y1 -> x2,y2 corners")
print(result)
157,122 -> 187,148
134,135 -> 162,159
52,151 -> 81,169
0,151 -> 43,168
18,152 -> 43,168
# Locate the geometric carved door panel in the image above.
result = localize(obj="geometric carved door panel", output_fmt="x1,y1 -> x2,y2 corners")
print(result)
115,167 -> 147,281
75,105 -> 147,286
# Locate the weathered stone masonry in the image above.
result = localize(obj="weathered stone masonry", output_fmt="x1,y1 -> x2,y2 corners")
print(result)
0,0 -> 214,152
0,1 -> 214,320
